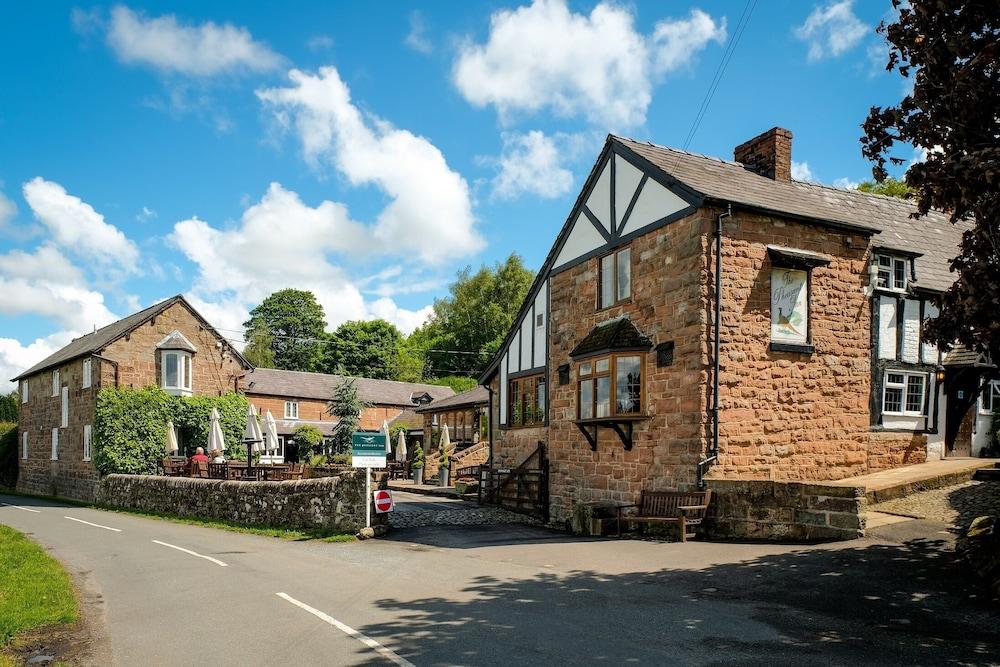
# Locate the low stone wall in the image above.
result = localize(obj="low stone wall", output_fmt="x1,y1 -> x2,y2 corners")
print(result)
97,472 -> 383,533
705,479 -> 866,541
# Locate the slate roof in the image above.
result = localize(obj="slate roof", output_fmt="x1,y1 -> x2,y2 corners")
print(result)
388,409 -> 423,430
12,295 -> 248,381
415,385 -> 489,413
569,317 -> 653,359
616,136 -> 970,293
245,368 -> 454,406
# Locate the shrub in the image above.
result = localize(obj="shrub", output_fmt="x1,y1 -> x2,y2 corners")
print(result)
438,444 -> 449,470
411,443 -> 424,469
329,453 -> 351,465
308,453 -> 328,467
292,424 -> 324,460
0,422 -> 18,488
94,386 -> 250,475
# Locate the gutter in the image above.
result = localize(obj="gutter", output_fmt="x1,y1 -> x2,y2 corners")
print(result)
698,204 -> 731,489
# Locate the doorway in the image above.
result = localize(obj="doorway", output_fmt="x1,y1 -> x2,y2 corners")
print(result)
945,370 -> 977,457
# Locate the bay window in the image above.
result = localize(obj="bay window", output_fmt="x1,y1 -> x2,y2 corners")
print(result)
882,371 -> 927,416
578,353 -> 643,420
507,374 -> 546,428
161,351 -> 193,396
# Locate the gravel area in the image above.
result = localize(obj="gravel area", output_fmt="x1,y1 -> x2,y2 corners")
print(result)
872,481 -> 1000,530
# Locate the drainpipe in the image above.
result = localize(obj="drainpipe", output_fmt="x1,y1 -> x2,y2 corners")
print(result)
698,204 -> 732,490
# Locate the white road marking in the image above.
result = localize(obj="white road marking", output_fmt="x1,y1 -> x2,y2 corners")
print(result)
64,516 -> 121,532
1,502 -> 41,513
152,540 -> 228,567
276,592 -> 414,667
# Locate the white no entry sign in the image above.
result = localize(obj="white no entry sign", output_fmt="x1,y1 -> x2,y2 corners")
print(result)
373,489 -> 394,514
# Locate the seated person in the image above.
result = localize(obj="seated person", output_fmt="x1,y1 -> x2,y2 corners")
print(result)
210,449 -> 225,463
190,446 -> 209,463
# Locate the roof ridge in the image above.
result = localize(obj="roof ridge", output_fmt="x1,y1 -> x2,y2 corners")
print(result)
251,366 -> 451,390
613,134 -> 745,167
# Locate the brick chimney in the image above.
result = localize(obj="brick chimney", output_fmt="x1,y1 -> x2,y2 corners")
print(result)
734,127 -> 792,182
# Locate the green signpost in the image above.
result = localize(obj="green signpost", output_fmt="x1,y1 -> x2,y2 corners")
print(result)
352,432 -> 387,528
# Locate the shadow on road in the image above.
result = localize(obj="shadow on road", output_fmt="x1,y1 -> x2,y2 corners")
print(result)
386,522 -> 602,549
361,536 -> 999,666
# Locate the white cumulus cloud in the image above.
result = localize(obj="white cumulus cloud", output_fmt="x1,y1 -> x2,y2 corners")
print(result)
452,0 -> 725,127
257,66 -> 483,263
22,177 -> 140,276
0,191 -> 16,228
405,11 -> 433,54
490,131 -> 576,200
170,183 -> 437,335
791,161 -> 818,182
794,1 -> 868,62
0,331 -> 80,389
106,5 -> 283,76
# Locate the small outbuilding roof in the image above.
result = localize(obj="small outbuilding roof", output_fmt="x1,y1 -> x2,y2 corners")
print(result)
245,368 -> 455,407
415,385 -> 490,413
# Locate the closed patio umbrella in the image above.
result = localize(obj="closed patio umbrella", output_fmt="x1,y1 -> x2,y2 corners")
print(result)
439,423 -> 451,457
165,420 -> 179,455
382,420 -> 392,454
395,429 -> 407,462
264,410 -> 280,457
242,404 -> 264,475
207,408 -> 227,456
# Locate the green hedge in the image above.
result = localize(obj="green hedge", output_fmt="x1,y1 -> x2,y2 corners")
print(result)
94,387 -> 250,475
0,422 -> 17,488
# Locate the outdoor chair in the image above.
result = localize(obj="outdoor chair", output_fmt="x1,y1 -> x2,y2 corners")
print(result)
208,462 -> 228,480
189,460 -> 208,479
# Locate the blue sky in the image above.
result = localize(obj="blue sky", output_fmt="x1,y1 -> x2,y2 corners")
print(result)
0,0 -> 914,386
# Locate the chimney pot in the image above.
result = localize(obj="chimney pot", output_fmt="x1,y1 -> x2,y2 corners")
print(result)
734,127 -> 792,182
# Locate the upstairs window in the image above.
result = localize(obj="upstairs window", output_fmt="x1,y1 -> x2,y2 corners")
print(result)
578,354 -> 643,420
508,374 -> 545,427
83,424 -> 92,461
875,254 -> 908,292
161,351 -> 193,396
981,380 -> 1000,414
21,381 -> 27,404
52,370 -> 59,397
21,432 -> 28,460
51,428 -> 59,460
61,387 -> 69,428
82,358 -> 92,389
284,401 -> 299,419
883,371 -> 927,416
599,247 -> 631,309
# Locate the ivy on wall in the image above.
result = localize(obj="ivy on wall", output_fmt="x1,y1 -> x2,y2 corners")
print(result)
0,421 -> 18,488
94,387 -> 249,475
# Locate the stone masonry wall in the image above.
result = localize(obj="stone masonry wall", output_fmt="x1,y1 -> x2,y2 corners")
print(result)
247,393 -> 406,432
97,471 -> 382,533
708,209 -> 881,482
545,211 -> 710,526
705,479 -> 866,541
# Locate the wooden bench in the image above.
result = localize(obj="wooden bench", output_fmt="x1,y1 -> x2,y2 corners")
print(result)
616,490 -> 712,542
162,458 -> 189,477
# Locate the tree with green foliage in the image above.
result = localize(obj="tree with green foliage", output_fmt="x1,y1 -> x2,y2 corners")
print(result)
327,379 -> 368,456
0,392 -> 18,422
430,375 -> 478,393
291,424 -> 323,462
861,0 -> 999,360
242,319 -> 276,369
857,177 -> 912,199
0,422 -> 18,488
172,393 -> 249,458
410,442 -> 424,469
244,289 -> 327,371
320,319 -> 403,380
413,253 -> 535,378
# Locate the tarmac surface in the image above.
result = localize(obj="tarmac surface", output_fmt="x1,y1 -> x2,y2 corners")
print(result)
2,491 -> 999,666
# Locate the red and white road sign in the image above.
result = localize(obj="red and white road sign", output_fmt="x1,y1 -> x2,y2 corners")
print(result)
373,489 -> 394,514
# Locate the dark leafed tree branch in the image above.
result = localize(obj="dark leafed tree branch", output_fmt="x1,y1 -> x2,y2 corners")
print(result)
862,0 -> 1000,359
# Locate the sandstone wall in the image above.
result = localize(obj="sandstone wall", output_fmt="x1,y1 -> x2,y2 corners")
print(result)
97,471 -> 381,532
705,479 -> 866,541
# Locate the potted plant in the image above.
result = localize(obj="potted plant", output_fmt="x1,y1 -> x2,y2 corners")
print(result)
411,443 -> 425,485
438,446 -> 450,487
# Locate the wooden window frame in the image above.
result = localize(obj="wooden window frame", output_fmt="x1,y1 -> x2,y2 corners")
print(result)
507,373 -> 546,429
598,246 -> 632,310
577,353 -> 645,421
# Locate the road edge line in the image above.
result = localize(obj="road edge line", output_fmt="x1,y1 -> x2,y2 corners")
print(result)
152,539 -> 228,567
64,516 -> 121,532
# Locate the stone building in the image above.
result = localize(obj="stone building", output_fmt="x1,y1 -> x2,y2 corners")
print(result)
415,385 -> 491,473
13,295 -> 251,501
244,368 -> 453,461
480,127 -> 994,526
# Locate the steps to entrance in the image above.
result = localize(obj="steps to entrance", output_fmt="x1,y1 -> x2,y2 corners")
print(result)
826,458 -> 1000,504
972,464 -> 1000,482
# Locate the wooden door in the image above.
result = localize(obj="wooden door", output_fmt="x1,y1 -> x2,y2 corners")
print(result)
945,371 -> 976,457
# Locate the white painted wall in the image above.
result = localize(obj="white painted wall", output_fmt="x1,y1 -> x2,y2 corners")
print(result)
922,303 -> 939,363
878,296 -> 897,360
554,211 -> 606,268
508,331 -> 521,374
499,352 -> 508,425
619,177 -> 688,237
900,298 -> 921,363
883,414 -> 926,431
926,381 -> 946,460
614,154 -> 643,231
519,311 -> 532,371
533,281 -> 547,369
586,160 -> 612,234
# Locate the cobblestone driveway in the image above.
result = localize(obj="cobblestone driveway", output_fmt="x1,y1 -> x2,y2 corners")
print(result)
389,491 -> 542,529
872,480 -> 1000,530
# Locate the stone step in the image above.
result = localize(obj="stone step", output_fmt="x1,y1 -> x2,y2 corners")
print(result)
972,467 -> 1000,482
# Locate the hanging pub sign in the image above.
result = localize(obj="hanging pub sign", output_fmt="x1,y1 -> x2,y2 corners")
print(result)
771,268 -> 808,343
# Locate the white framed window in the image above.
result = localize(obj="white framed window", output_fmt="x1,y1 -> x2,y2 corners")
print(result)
21,381 -> 27,404
598,246 -> 632,309
980,380 -> 1000,414
61,386 -> 69,428
161,351 -> 193,396
82,358 -> 92,389
21,432 -> 28,460
51,428 -> 59,460
284,401 -> 299,419
52,369 -> 60,397
875,254 -> 908,292
882,371 -> 927,416
83,424 -> 92,461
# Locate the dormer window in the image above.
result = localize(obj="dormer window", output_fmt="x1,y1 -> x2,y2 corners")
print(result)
157,330 -> 197,397
875,254 -> 908,292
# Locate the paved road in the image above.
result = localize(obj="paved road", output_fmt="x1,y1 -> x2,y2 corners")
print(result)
2,493 -> 999,666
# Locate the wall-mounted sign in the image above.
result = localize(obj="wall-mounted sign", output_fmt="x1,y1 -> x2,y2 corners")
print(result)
771,269 -> 808,343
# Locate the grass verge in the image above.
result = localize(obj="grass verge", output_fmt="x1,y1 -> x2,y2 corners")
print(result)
0,525 -> 78,654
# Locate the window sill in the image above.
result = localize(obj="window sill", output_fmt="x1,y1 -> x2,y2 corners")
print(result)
163,387 -> 193,397
575,415 -> 649,425
881,412 -> 927,418
770,342 -> 814,354
502,422 -> 546,430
